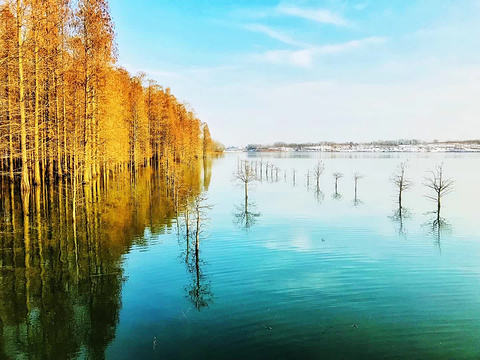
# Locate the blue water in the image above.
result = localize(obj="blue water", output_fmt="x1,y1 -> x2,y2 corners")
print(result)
104,152 -> 480,359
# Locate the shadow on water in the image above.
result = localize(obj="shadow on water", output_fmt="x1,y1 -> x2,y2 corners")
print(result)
0,158 -> 212,359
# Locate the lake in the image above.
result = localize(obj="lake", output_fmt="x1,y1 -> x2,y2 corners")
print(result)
1,152 -> 480,359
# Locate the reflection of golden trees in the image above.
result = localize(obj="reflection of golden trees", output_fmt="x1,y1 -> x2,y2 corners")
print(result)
0,159 -> 210,358
203,157 -> 212,191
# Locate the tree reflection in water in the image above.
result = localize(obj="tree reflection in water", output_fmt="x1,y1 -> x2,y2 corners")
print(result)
232,201 -> 261,231
390,207 -> 411,237
313,186 -> 325,205
430,217 -> 451,254
183,193 -> 214,311
420,214 -> 451,254
0,159 -> 210,359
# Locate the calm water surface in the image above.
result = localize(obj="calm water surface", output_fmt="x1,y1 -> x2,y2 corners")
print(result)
2,153 -> 480,359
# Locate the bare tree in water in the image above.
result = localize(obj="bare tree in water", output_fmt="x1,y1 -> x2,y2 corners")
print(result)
332,172 -> 343,200
423,163 -> 454,224
274,166 -> 280,182
313,161 -> 325,189
389,162 -> 413,236
232,160 -> 257,203
259,159 -> 264,181
391,161 -> 413,210
353,172 -> 364,206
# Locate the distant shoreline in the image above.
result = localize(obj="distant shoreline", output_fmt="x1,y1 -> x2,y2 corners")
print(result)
225,142 -> 480,153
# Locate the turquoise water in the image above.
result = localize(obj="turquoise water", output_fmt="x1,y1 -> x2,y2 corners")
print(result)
2,152 -> 480,359
105,153 -> 480,359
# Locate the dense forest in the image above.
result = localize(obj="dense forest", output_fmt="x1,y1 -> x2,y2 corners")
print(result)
0,0 -> 220,198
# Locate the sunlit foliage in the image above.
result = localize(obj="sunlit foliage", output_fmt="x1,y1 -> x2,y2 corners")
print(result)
0,0 -> 216,191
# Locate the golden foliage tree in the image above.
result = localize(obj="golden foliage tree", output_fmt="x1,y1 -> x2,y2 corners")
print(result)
0,0 -> 217,202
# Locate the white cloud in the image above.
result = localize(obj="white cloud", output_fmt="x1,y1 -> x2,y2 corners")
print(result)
315,36 -> 386,54
244,24 -> 304,47
276,4 -> 349,26
229,3 -> 349,26
258,37 -> 387,67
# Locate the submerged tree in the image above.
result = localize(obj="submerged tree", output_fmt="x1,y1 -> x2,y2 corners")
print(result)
423,163 -> 454,223
391,161 -> 413,210
333,172 -> 343,195
353,172 -> 363,199
232,160 -> 257,203
313,161 -> 325,189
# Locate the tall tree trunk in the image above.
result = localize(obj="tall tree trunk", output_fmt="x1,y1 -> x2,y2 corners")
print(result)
7,69 -> 14,182
33,28 -> 41,186
48,71 -> 54,181
55,70 -> 63,177
437,195 -> 441,221
244,182 -> 248,203
17,0 -> 30,193
83,47 -> 91,182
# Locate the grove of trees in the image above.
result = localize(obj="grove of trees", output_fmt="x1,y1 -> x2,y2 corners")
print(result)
0,0 -> 215,199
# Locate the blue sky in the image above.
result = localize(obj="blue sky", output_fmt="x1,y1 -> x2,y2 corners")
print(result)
110,0 -> 480,146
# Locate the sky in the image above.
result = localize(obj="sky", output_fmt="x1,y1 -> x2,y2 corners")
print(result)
109,0 -> 480,146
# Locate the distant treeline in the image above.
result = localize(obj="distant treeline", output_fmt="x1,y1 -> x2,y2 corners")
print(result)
246,139 -> 480,150
0,0 -> 222,195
